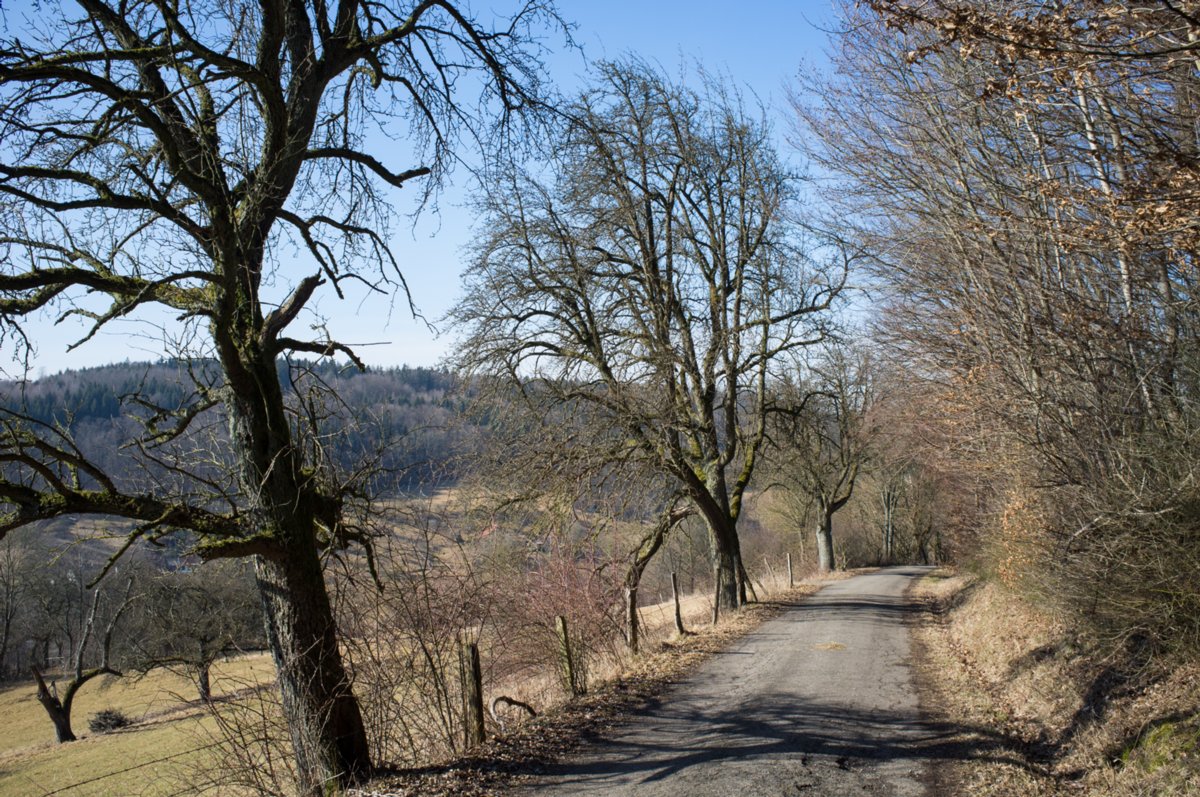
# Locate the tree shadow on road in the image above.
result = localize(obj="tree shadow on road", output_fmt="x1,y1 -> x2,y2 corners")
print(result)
524,692 -> 1030,793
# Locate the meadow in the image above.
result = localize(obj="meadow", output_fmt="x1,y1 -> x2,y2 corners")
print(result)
0,655 -> 275,797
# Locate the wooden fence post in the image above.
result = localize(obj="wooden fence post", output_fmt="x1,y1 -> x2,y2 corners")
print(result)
787,552 -> 794,588
626,585 -> 639,656
711,571 -> 721,626
460,639 -> 485,748
556,615 -> 582,696
671,572 -> 686,636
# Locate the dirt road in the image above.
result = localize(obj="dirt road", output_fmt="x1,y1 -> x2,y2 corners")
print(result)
517,566 -> 939,796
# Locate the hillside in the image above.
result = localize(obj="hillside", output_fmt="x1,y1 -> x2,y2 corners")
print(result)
0,360 -> 464,492
913,572 -> 1200,796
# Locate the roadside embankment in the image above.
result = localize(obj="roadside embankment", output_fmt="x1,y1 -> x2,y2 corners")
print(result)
912,569 -> 1200,796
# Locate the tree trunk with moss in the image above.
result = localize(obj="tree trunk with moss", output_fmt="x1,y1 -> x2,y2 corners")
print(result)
223,348 -> 371,791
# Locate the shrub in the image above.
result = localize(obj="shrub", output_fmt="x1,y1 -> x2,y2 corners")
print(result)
88,708 -> 131,734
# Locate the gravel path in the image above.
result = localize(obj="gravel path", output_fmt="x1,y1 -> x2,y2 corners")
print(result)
517,566 -> 939,796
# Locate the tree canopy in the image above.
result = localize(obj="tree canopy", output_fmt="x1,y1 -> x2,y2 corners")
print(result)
453,60 -> 846,609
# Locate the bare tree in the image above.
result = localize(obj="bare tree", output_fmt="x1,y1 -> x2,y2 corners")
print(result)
452,60 -> 844,610
802,1 -> 1200,650
32,575 -> 136,743
775,345 -> 877,573
0,0 -> 560,791
127,561 -> 264,702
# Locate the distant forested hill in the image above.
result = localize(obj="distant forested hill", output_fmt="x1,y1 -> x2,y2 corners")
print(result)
0,360 -> 463,492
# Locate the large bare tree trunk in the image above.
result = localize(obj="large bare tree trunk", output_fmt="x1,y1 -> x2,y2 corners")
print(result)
32,668 -> 77,742
625,560 -> 646,655
699,507 -> 741,611
625,582 -> 640,655
255,544 -> 371,792
695,478 -> 744,612
225,353 -> 371,794
196,661 -> 212,704
816,509 -> 836,573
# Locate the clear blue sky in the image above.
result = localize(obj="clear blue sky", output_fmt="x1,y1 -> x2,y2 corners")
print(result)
12,1 -> 840,377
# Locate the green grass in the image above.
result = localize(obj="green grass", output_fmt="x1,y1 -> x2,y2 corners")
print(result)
1122,718 -> 1200,773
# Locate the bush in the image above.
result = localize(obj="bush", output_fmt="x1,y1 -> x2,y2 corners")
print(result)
88,708 -> 131,734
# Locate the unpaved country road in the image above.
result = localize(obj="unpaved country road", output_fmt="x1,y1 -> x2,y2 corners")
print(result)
518,566 -> 939,797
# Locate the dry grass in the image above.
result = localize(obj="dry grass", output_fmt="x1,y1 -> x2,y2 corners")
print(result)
0,714 -> 225,797
0,654 -> 274,797
355,574 -> 833,797
911,569 -> 1200,796
479,566 -> 837,725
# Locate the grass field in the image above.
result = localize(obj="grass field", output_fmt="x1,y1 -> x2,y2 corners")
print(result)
0,654 -> 275,797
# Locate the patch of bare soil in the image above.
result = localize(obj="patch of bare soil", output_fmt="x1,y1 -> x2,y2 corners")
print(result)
910,569 -> 1200,797
350,582 -> 827,797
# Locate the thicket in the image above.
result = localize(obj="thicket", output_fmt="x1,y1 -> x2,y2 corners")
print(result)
87,709 -> 131,734
804,0 -> 1200,657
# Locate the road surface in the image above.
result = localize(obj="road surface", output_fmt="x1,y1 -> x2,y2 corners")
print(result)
518,566 -> 939,796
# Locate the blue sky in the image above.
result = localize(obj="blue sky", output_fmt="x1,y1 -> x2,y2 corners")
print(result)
11,1 -> 840,376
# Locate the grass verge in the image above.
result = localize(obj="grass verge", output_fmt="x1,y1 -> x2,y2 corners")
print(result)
910,569 -> 1200,796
